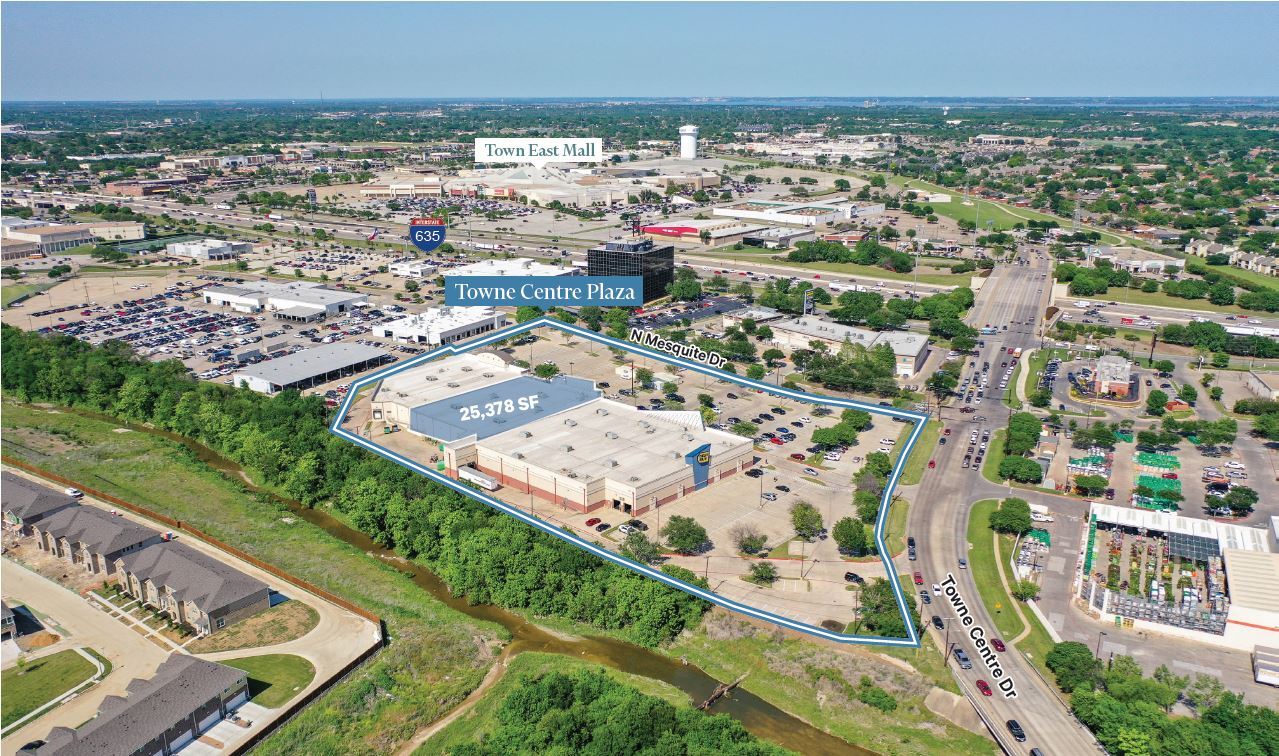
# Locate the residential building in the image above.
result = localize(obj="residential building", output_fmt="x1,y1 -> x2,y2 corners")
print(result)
1,472 -> 80,535
232,342 -> 390,394
586,238 -> 674,303
113,541 -> 269,636
166,238 -> 252,261
22,655 -> 249,756
1,601 -> 14,640
378,306 -> 507,345
29,506 -> 165,576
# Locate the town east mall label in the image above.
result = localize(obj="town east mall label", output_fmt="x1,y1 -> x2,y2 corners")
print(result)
474,138 -> 603,167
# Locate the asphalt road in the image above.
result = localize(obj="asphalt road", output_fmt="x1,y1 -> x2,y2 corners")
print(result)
902,250 -> 1102,755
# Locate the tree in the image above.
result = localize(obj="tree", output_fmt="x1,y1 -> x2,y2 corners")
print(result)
1012,579 -> 1041,601
1046,641 -> 1102,693
728,523 -> 767,554
1183,674 -> 1227,711
697,393 -> 714,407
533,362 -> 560,378
745,364 -> 767,380
761,348 -> 785,367
1146,389 -> 1169,416
998,456 -> 1043,484
832,517 -> 868,556
1030,388 -> 1052,408
621,531 -> 660,564
989,497 -> 1033,534
661,381 -> 678,395
661,515 -> 707,554
747,562 -> 779,586
926,370 -> 958,402
1074,474 -> 1109,497
635,367 -> 654,387
1153,359 -> 1175,375
514,306 -> 543,323
1177,384 -> 1198,405
404,279 -> 420,292
731,421 -> 758,436
789,501 -> 823,539
1209,486 -> 1258,516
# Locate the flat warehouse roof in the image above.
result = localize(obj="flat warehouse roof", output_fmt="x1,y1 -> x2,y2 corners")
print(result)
377,353 -> 524,408
481,398 -> 751,487
411,375 -> 600,442
237,343 -> 388,386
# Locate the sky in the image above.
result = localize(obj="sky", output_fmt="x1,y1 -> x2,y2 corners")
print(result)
2,2 -> 1276,101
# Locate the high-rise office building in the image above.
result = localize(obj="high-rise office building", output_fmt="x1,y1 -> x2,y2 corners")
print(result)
587,238 -> 674,303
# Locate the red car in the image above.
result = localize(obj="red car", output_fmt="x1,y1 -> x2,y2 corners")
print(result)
943,428 -> 951,436
1007,347 -> 1015,354
913,572 -> 924,585
789,453 -> 806,461
585,518 -> 601,527
976,679 -> 993,696
1162,472 -> 1178,480
928,460 -> 937,469
990,638 -> 1006,652
770,437 -> 784,445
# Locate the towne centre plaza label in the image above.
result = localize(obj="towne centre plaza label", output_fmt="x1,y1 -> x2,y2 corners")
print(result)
444,276 -> 643,307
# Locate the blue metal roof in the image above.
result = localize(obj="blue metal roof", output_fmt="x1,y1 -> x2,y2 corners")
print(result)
409,374 -> 599,441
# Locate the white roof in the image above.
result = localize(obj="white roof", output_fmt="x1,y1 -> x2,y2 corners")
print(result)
1090,502 -> 1272,553
1222,550 -> 1279,613
447,258 -> 574,277
381,307 -> 504,338
376,352 -> 523,408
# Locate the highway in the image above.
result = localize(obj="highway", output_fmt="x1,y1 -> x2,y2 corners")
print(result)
901,250 -> 1102,755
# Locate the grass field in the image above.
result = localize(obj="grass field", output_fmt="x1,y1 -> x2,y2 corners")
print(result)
419,652 -> 691,755
1102,287 -> 1250,315
981,429 -> 1009,485
220,654 -> 316,709
1198,263 -> 1279,292
1,283 -> 49,308
0,400 -> 502,753
894,420 -> 941,486
1,649 -> 98,727
966,500 -> 1024,640
186,601 -> 320,654
663,612 -> 992,756
883,498 -> 910,556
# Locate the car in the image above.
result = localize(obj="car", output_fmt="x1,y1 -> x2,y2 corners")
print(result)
928,459 -> 936,469
772,407 -> 786,414
1105,488 -> 1115,500
958,558 -> 968,569
618,524 -> 634,535
932,583 -> 942,596
760,413 -> 774,421
943,428 -> 951,436
908,547 -> 917,561
907,537 -> 916,548
770,438 -> 784,445
803,467 -> 819,476
953,648 -> 972,669
976,679 -> 993,696
1006,720 -> 1026,742
919,590 -> 931,604
776,485 -> 790,492
726,392 -> 738,399
627,519 -> 648,531
585,517 -> 601,527
990,638 -> 1006,652
931,615 -> 945,630
746,468 -> 764,478
938,437 -> 947,446
64,487 -> 84,498
843,572 -> 864,583
789,453 -> 806,461
1145,379 -> 1153,387
914,572 -> 924,585
1162,472 -> 1178,480
595,522 -> 611,532
1226,461 -> 1246,470
762,492 -> 778,502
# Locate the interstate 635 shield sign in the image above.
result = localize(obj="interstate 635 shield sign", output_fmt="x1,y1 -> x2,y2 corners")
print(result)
409,217 -> 447,253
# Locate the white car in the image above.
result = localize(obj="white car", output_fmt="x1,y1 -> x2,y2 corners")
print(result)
1225,462 -> 1245,470
64,487 -> 84,498
880,438 -> 896,446
618,524 -> 634,535
932,583 -> 942,596
878,447 -> 892,454
799,416 -> 813,423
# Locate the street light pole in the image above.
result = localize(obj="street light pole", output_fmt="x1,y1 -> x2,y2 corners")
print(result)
1095,630 -> 1108,659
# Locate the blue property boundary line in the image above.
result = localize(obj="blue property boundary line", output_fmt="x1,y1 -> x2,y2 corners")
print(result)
329,316 -> 926,647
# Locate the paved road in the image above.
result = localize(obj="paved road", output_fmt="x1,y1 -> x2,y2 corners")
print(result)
902,250 -> 1102,755
1,559 -> 169,756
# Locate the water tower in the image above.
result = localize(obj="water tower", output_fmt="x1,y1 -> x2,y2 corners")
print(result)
678,125 -> 699,160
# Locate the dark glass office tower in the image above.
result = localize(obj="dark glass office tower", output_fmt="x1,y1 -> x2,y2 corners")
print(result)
586,239 -> 674,303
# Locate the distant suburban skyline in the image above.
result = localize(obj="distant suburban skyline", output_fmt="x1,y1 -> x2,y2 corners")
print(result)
2,2 -> 1276,102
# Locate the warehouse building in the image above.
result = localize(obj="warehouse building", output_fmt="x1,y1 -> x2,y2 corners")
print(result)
372,354 -> 755,516
389,260 -> 438,278
639,218 -> 767,246
202,280 -> 368,321
233,343 -> 390,394
379,306 -> 508,345
721,307 -> 929,377
1,221 -> 145,254
166,238 -> 253,261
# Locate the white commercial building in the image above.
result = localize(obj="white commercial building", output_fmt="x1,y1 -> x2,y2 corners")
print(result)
713,198 -> 882,228
722,307 -> 930,377
166,239 -> 253,261
202,280 -> 368,321
1,221 -> 146,254
378,307 -> 507,346
446,257 -> 578,278
233,343 -> 389,394
389,260 -> 438,278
